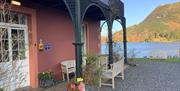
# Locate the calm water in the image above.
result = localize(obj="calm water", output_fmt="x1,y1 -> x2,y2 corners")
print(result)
101,42 -> 180,58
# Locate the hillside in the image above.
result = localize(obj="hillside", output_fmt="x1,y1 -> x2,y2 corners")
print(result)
113,2 -> 180,42
101,35 -> 108,43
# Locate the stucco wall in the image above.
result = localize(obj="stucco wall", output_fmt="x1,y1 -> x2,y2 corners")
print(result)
36,6 -> 100,80
87,20 -> 101,53
36,7 -> 74,80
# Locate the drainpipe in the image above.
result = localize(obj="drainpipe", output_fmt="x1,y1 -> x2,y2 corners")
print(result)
73,0 -> 83,78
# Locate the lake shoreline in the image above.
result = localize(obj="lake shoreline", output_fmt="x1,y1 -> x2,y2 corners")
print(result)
101,41 -> 180,44
101,42 -> 180,58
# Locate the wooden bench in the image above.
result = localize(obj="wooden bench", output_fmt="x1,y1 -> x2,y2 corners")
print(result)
100,58 -> 124,89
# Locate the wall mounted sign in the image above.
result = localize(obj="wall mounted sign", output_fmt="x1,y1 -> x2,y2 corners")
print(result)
38,39 -> 44,51
45,43 -> 51,51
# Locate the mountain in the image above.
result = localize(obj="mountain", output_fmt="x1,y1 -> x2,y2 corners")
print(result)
113,2 -> 180,42
101,35 -> 108,43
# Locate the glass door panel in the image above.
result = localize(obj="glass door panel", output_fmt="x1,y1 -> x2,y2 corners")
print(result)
11,28 -> 27,61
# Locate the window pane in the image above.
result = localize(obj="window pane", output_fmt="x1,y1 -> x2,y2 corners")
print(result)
19,50 -> 26,60
12,51 -> 18,60
19,40 -> 25,50
18,30 -> 24,39
2,50 -> 9,62
0,12 -> 27,24
11,12 -> 19,24
0,28 -> 6,39
5,14 -> 11,23
12,40 -> 18,50
12,29 -> 18,39
0,12 -> 11,23
2,29 -> 8,39
0,13 -> 2,22
19,14 -> 27,25
0,41 -> 1,50
0,52 -> 2,62
2,40 -> 9,50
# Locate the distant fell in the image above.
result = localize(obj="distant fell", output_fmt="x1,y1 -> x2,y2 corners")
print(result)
113,2 -> 180,42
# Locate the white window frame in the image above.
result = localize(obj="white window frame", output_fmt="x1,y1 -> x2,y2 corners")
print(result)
0,14 -> 30,89
0,24 -> 28,62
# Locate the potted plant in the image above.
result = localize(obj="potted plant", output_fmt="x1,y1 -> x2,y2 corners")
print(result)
68,77 -> 85,91
38,71 -> 54,88
82,54 -> 103,91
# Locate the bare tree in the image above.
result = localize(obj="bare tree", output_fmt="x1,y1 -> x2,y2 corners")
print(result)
113,43 -> 124,62
0,0 -> 28,91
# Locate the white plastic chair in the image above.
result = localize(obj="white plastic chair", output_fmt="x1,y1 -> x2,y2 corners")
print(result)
61,60 -> 76,82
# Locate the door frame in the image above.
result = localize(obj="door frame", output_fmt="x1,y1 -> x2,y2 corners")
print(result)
81,23 -> 88,55
0,23 -> 30,88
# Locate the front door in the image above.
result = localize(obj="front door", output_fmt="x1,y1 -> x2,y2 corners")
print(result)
11,27 -> 29,89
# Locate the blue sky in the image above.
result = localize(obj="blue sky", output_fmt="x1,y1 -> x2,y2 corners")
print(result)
101,0 -> 180,36
123,0 -> 180,27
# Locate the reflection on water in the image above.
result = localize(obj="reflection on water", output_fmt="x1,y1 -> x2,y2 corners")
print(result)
101,42 -> 180,58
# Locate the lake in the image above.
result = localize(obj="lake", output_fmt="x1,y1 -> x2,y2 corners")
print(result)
101,42 -> 180,58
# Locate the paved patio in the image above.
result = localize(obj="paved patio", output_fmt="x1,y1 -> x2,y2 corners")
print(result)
44,61 -> 180,91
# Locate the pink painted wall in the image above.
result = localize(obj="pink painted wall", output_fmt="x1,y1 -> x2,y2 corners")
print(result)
86,20 -> 101,53
36,7 -> 75,80
11,2 -> 101,88
35,6 -> 101,80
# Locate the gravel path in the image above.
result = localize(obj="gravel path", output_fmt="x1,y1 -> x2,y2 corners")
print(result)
101,61 -> 180,91
44,61 -> 180,91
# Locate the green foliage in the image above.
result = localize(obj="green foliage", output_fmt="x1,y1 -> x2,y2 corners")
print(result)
38,71 -> 53,81
132,58 -> 180,63
82,54 -> 103,86
0,88 -> 3,91
113,43 -> 124,62
85,54 -> 99,65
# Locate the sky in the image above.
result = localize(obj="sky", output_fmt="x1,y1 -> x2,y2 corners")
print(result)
123,0 -> 180,27
101,0 -> 180,36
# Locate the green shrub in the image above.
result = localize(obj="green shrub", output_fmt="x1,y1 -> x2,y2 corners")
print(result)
38,71 -> 53,80
0,88 -> 3,91
82,54 -> 103,86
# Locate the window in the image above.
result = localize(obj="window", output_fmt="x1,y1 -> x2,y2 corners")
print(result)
10,12 -> 27,25
0,12 -> 27,25
0,12 -> 27,63
0,28 -> 9,62
12,29 -> 26,60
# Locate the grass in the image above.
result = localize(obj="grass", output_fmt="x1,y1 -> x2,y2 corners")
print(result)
130,58 -> 180,63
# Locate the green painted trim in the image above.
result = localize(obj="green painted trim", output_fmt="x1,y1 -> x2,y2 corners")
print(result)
81,3 -> 109,23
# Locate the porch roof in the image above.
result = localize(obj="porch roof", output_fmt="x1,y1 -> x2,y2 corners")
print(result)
20,0 -> 124,20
